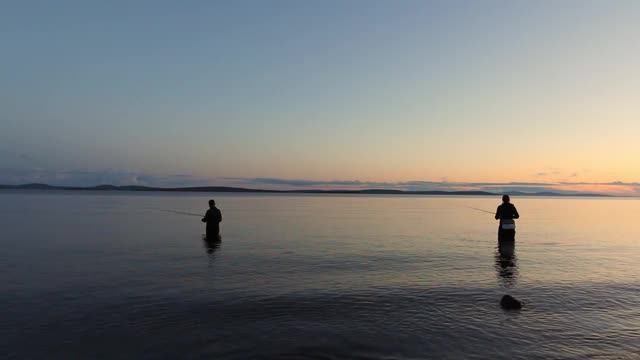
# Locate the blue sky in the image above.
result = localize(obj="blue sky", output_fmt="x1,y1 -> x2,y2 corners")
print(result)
1,1 -> 639,194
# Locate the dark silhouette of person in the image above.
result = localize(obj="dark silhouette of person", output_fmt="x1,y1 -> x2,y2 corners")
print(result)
495,194 -> 519,242
202,199 -> 222,240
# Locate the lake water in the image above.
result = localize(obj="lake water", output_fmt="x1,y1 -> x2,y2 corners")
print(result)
1,191 -> 639,359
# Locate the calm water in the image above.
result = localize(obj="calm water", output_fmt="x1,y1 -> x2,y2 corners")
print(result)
1,191 -> 639,359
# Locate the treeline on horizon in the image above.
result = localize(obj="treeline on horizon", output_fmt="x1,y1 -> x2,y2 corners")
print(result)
0,183 -> 611,197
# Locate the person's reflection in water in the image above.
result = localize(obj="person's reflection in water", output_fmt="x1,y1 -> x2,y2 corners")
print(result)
495,240 -> 518,289
202,236 -> 222,266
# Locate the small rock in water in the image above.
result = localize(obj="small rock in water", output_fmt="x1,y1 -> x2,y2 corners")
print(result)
500,295 -> 522,310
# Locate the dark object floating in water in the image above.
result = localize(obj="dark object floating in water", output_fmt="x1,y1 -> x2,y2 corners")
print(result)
500,295 -> 522,310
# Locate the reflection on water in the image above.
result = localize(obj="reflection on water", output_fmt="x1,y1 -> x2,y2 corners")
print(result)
495,240 -> 518,289
202,236 -> 221,265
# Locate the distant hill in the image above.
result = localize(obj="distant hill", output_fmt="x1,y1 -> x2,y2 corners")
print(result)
0,183 -> 57,190
506,190 -> 609,197
0,183 -> 612,197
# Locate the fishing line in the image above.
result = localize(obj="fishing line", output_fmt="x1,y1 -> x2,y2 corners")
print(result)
162,206 -> 496,218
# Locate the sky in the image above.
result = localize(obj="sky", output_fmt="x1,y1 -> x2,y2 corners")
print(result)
1,1 -> 639,195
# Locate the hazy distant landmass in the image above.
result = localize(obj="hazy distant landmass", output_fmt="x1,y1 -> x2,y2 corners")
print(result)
0,183 -> 612,197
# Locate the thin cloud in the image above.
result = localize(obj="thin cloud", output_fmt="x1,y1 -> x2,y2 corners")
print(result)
557,181 -> 640,186
0,169 -> 219,188
0,149 -> 37,165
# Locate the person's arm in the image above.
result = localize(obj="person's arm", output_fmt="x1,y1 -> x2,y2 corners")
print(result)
495,206 -> 501,220
512,205 -> 520,219
202,210 -> 209,223
217,209 -> 222,223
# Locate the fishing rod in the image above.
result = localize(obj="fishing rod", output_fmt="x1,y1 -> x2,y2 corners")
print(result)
467,206 -> 495,215
159,209 -> 203,217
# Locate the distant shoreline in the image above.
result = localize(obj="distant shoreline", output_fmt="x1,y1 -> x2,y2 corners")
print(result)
0,183 -> 613,197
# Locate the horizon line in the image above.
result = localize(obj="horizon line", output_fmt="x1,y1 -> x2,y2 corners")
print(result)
0,183 -> 617,197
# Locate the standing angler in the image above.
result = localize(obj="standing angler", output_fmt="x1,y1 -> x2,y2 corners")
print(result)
495,195 -> 519,242
202,199 -> 222,240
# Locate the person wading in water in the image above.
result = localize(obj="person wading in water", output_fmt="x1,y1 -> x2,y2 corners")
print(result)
202,199 -> 222,240
495,195 -> 519,242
